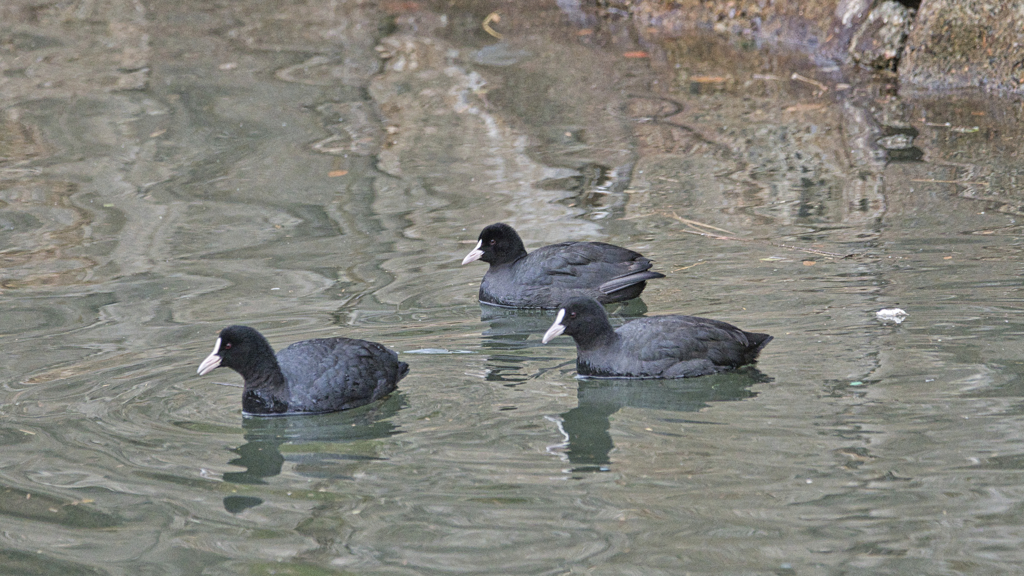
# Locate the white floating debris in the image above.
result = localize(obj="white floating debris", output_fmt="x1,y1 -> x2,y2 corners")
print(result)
876,308 -> 908,324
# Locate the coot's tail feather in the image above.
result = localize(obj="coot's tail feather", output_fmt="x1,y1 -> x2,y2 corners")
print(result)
744,333 -> 773,363
599,270 -> 666,295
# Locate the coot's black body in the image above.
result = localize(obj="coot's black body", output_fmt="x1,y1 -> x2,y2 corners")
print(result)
542,297 -> 772,378
197,325 -> 408,415
461,223 -> 664,309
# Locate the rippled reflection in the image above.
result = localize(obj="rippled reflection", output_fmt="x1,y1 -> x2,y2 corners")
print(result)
551,370 -> 768,473
0,549 -> 107,576
221,396 -> 404,511
1,0 -> 1024,573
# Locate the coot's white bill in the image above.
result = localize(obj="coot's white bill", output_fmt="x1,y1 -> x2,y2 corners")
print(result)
461,240 -> 484,265
197,337 -> 223,375
541,309 -> 566,344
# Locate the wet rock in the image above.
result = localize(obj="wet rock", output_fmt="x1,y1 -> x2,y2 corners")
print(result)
629,0 -> 1024,94
835,0 -> 875,30
630,0 -> 909,69
900,0 -> 1024,93
631,0 -> 857,62
848,0 -> 914,70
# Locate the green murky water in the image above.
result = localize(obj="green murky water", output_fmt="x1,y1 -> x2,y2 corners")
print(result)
1,0 -> 1022,574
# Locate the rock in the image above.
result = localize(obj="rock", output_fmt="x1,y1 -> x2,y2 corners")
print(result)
631,0 -> 843,60
898,0 -> 1024,93
630,0 -> 1024,94
848,0 -> 915,70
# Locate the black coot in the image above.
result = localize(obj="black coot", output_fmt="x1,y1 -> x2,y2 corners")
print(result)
197,325 -> 408,415
461,223 -> 665,309
542,297 -> 772,378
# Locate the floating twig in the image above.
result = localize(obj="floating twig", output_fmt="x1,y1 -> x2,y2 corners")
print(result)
790,72 -> 829,93
911,178 -> 989,186
482,12 -> 503,39
680,229 -> 851,259
924,122 -> 980,133
672,260 -> 706,272
664,211 -> 736,235
0,167 -> 42,177
631,210 -> 854,259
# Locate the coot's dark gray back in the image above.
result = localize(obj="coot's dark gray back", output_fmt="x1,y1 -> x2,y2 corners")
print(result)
277,337 -> 408,413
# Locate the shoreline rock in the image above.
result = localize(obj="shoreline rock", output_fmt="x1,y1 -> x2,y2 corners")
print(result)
627,0 -> 1024,96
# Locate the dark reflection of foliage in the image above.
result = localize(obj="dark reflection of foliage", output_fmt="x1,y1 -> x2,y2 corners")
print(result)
0,486 -> 118,529
0,548 -> 108,576
0,427 -> 33,447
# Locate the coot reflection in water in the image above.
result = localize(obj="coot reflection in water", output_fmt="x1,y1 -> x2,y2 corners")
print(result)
221,396 -> 404,513
472,304 -> 769,473
552,369 -> 769,473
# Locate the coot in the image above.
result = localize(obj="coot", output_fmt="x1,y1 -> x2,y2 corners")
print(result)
197,325 -> 408,415
542,297 -> 772,378
461,223 -> 665,309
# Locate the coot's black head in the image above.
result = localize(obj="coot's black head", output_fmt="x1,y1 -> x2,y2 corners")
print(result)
541,296 -> 614,346
461,223 -> 528,266
197,325 -> 278,379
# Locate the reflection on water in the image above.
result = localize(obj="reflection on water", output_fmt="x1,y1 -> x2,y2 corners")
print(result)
1,0 -> 1023,574
552,370 -> 767,473
0,485 -> 118,529
222,398 -> 403,511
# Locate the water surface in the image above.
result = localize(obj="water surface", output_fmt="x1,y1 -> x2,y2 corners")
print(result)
1,0 -> 1023,574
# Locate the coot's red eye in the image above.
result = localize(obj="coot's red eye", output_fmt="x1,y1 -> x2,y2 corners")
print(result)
489,239 -> 496,245
570,312 -> 577,318
224,342 -> 232,350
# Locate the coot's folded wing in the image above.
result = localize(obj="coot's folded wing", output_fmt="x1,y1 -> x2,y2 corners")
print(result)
277,338 -> 403,413
524,242 -> 662,292
623,316 -> 765,367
